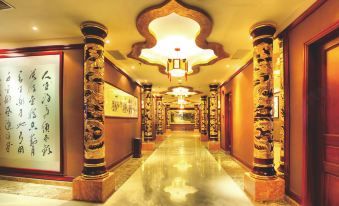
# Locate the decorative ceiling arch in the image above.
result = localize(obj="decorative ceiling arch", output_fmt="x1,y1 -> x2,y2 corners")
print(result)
127,0 -> 228,76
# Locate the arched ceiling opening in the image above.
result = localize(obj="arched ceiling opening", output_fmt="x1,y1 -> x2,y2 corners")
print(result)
128,0 -> 228,77
139,13 -> 217,75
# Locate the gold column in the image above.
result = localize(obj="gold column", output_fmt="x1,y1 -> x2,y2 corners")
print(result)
277,39 -> 285,177
194,104 -> 200,130
73,21 -> 115,203
81,21 -> 108,179
200,96 -> 207,135
250,23 -> 277,178
143,84 -> 153,141
166,104 -> 171,129
209,84 -> 219,140
156,96 -> 163,135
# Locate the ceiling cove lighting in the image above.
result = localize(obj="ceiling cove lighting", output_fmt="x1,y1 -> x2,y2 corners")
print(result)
167,48 -> 188,81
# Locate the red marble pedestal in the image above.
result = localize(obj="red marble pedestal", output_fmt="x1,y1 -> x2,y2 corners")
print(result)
165,129 -> 172,133
244,172 -> 285,202
156,135 -> 165,142
73,172 -> 115,203
200,134 -> 208,141
207,141 -> 220,151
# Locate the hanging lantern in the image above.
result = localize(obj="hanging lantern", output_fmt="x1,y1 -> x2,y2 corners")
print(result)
167,48 -> 188,81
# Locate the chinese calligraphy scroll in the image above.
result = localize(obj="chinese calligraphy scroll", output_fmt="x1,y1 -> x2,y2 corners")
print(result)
0,53 -> 61,172
104,83 -> 138,118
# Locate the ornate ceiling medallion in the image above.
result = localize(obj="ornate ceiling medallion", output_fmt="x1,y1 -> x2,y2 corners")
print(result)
128,0 -> 228,77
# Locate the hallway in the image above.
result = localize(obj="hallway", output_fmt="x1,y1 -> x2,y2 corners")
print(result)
107,131 -> 253,206
0,0 -> 338,205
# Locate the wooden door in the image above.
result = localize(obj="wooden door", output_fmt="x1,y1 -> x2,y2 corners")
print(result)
319,35 -> 339,206
309,31 -> 339,206
224,93 -> 232,153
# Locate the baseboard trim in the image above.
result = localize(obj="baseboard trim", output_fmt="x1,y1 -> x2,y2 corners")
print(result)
107,153 -> 133,171
0,174 -> 73,186
230,154 -> 252,171
286,190 -> 302,204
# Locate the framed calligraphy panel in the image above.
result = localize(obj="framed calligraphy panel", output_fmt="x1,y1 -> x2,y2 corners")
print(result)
0,52 -> 62,173
104,82 -> 139,118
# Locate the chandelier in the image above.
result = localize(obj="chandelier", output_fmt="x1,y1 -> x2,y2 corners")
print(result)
177,95 -> 187,105
172,87 -> 190,96
167,48 -> 188,81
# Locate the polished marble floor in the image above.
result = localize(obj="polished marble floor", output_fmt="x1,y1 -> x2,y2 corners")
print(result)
106,131 -> 253,206
0,132 -> 291,206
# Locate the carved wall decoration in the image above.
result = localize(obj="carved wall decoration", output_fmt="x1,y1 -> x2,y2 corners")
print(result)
128,0 -> 228,76
250,23 -> 276,179
208,84 -> 218,140
81,21 -> 108,179
143,84 -> 153,140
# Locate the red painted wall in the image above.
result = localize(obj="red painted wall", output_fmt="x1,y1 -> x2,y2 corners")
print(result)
62,49 -> 84,177
220,62 -> 253,168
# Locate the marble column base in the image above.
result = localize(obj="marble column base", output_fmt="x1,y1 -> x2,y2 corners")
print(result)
142,142 -> 156,151
72,172 -> 115,203
200,134 -> 208,141
156,135 -> 165,142
207,141 -> 220,151
244,172 -> 285,202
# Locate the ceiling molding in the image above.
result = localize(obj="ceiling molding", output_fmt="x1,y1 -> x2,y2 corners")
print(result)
127,0 -> 229,76
0,44 -> 83,54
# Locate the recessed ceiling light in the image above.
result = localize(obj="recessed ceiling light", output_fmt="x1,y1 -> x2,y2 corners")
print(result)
131,65 -> 135,69
213,80 -> 217,83
249,35 -> 253,40
32,26 -> 38,31
226,64 -> 230,68
105,39 -> 110,44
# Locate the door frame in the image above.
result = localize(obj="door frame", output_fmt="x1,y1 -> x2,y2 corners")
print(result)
224,92 -> 233,153
303,22 -> 339,206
